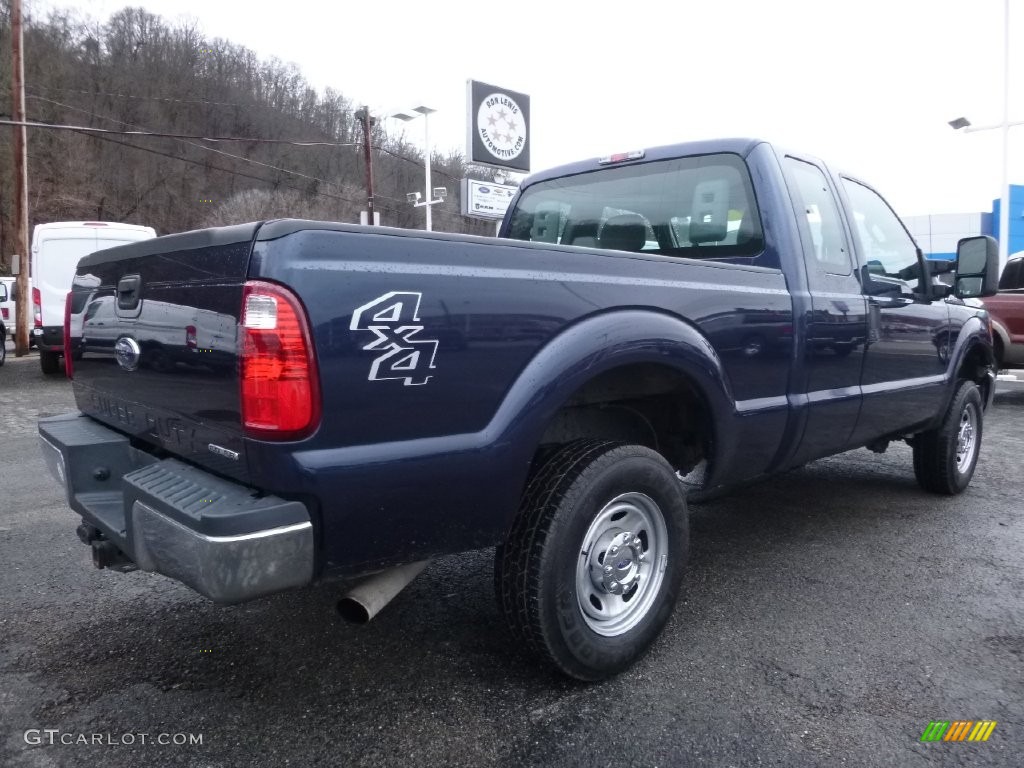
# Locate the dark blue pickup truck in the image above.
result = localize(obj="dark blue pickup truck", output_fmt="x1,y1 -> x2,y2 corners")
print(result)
39,138 -> 1002,680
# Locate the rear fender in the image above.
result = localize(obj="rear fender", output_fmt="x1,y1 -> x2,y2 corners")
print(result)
293,309 -> 736,573
492,309 -> 736,501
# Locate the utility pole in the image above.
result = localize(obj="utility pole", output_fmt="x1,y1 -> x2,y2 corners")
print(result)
355,106 -> 376,225
11,0 -> 31,356
999,0 -> 1011,274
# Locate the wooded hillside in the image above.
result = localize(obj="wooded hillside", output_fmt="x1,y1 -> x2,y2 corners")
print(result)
0,4 -> 497,274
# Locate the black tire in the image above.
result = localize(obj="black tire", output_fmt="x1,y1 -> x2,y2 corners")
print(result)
0,336 -> 6,367
912,380 -> 983,495
495,440 -> 689,681
147,346 -> 172,373
831,343 -> 855,358
39,350 -> 61,375
993,336 -> 1004,372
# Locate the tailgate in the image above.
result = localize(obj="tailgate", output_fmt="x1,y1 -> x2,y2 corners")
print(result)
69,224 -> 259,484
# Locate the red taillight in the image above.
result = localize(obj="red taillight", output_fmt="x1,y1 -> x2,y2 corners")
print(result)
240,280 -> 320,440
63,291 -> 74,379
1,308 -> 8,320
185,325 -> 197,349
32,287 -> 42,327
598,149 -> 646,165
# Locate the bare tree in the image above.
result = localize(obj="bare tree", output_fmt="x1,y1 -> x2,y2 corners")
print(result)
0,1 -> 498,269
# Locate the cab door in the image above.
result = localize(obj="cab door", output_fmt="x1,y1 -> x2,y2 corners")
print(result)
838,177 -> 950,444
782,156 -> 868,464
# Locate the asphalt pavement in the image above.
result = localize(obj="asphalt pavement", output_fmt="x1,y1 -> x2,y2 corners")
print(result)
2,344 -> 1022,768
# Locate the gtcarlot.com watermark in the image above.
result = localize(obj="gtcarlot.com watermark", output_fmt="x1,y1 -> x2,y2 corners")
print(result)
25,729 -> 202,746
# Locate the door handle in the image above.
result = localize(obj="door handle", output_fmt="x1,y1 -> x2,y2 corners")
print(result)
116,275 -> 142,310
867,301 -> 881,343
869,295 -> 913,309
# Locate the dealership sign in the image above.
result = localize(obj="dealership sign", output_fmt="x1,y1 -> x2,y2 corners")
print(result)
466,80 -> 530,173
460,179 -> 517,221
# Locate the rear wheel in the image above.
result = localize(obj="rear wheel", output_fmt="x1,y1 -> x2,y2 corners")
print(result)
39,350 -> 61,375
912,380 -> 983,495
495,440 -> 689,681
0,335 -> 6,366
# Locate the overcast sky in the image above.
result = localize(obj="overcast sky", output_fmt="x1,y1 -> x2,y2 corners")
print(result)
38,0 -> 1024,217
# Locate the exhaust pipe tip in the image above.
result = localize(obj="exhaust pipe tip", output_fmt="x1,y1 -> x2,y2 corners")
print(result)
335,560 -> 431,625
336,597 -> 372,625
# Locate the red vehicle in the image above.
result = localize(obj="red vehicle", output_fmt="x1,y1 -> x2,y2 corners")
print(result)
984,254 -> 1024,369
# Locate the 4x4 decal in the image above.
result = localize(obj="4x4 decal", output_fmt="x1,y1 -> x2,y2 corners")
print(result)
350,291 -> 439,386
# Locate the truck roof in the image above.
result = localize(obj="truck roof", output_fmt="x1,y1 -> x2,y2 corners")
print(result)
33,220 -> 156,237
521,137 -> 769,187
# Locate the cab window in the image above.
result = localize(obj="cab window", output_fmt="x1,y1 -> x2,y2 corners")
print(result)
784,157 -> 852,276
999,257 -> 1022,290
506,153 -> 770,265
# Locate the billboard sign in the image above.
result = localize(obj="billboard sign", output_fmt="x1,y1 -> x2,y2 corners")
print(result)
460,179 -> 517,221
466,80 -> 530,173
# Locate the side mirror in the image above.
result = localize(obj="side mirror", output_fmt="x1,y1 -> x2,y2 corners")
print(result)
955,235 -> 1000,298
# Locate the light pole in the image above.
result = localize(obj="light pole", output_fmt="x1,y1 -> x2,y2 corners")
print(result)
391,105 -> 446,231
948,0 -> 1017,273
950,114 -> 1024,273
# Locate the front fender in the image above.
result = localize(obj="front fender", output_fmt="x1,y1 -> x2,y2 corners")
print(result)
943,314 -> 996,411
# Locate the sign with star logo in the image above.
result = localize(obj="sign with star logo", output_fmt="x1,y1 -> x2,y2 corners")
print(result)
466,80 -> 530,172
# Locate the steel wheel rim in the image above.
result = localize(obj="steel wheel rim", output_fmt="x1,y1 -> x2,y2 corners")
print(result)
575,492 -> 668,637
955,402 -> 978,474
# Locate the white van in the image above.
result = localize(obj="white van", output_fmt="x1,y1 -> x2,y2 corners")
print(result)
32,221 -> 156,374
0,276 -> 35,351
1,276 -> 15,342
0,277 -> 11,366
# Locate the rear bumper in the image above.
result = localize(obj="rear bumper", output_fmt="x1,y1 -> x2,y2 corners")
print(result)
38,413 -> 315,604
33,325 -> 63,352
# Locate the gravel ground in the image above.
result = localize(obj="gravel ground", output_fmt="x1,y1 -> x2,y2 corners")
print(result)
2,344 -> 1022,768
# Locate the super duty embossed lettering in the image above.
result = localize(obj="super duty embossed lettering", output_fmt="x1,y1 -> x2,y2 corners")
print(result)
146,415 -> 196,453
90,392 -> 135,427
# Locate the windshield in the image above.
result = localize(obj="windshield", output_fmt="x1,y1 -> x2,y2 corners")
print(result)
506,153 -> 765,261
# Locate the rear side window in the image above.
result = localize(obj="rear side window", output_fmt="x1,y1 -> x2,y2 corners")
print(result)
506,153 -> 766,262
784,157 -> 852,275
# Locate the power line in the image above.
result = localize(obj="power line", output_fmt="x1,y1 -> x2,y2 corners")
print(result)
4,103 -> 446,218
17,102 -> 460,214
19,97 -> 466,184
13,100 -> 394,212
375,144 -> 462,182
27,84 -> 261,110
0,115 -> 356,146
17,96 -> 376,207
74,128 -> 400,213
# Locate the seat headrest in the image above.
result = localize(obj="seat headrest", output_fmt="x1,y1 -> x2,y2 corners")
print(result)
564,220 -> 599,248
599,214 -> 647,252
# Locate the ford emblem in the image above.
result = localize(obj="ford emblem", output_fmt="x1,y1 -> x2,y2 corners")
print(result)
479,186 -> 490,193
114,336 -> 141,371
